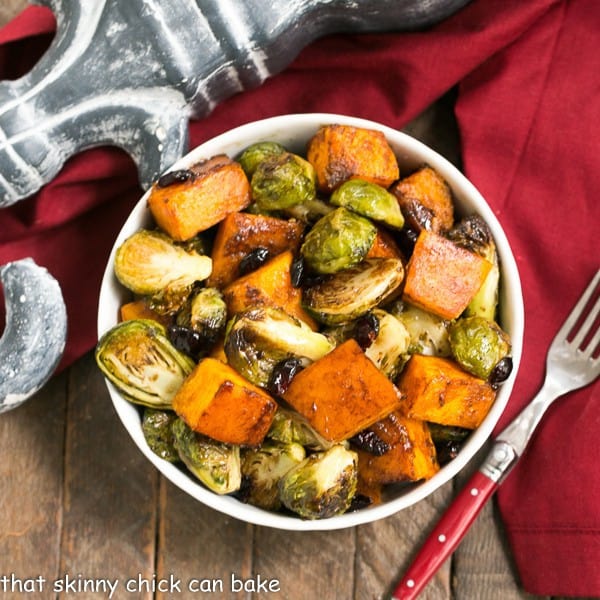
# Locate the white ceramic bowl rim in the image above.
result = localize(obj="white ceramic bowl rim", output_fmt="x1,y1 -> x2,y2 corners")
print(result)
98,113 -> 524,531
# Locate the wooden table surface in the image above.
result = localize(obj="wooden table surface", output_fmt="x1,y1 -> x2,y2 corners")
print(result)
0,3 -> 583,599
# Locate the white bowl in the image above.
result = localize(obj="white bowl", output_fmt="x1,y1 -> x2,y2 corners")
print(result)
97,113 -> 524,531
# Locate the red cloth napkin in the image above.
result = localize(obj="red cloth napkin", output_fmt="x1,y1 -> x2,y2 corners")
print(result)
1,1 -> 598,595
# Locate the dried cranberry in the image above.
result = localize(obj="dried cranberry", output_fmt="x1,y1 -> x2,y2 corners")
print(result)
167,324 -> 207,360
157,169 -> 195,188
355,312 -> 380,350
435,440 -> 463,466
490,356 -> 513,388
290,254 -> 305,288
239,247 -> 271,275
268,357 -> 304,397
350,429 -> 390,456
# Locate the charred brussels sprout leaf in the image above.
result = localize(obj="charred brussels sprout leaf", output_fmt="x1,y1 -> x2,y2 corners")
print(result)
95,319 -> 195,408
240,441 -> 306,510
448,215 -> 500,321
142,408 -> 180,462
330,179 -> 404,229
449,316 -> 511,380
176,287 -> 227,341
251,152 -> 316,211
278,445 -> 358,519
238,141 -> 287,177
224,307 -> 335,388
172,418 -> 241,495
303,258 -> 404,325
300,207 -> 377,275
114,229 -> 212,296
267,408 -> 336,451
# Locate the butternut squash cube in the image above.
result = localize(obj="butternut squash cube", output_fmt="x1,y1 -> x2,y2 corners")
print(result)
207,212 -> 304,289
366,226 -> 405,261
222,250 -> 317,329
172,357 -> 277,447
307,124 -> 400,193
356,411 -> 440,484
403,230 -> 492,320
148,155 -> 251,241
390,165 -> 454,233
282,339 -> 402,443
396,354 -> 496,429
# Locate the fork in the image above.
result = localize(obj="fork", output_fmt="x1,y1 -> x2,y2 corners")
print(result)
392,269 -> 600,600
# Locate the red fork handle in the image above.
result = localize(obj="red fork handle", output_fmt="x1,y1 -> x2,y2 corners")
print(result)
392,470 -> 498,600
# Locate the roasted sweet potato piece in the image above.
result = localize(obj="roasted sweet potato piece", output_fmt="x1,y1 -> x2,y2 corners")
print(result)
396,354 -> 496,429
390,165 -> 454,233
148,155 -> 251,241
172,357 -> 277,447
356,411 -> 439,484
402,230 -> 492,320
306,124 -> 400,193
207,212 -> 305,288
366,226 -> 405,261
282,339 -> 402,443
223,250 -> 317,329
119,299 -> 171,326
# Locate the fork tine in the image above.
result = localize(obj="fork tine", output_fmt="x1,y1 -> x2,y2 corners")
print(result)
571,292 -> 600,350
554,270 -> 600,345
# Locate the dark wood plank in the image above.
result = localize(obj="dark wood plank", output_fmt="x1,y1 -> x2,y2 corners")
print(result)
59,352 -> 158,598
156,479 -> 254,600
0,371 -> 66,599
355,483 -> 453,600
253,526 -> 355,600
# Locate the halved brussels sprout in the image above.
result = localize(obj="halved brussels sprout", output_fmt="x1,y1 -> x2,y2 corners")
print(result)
142,408 -> 180,462
240,440 -> 306,510
390,301 -> 451,356
251,152 -> 316,211
267,407 -> 336,451
300,207 -> 377,274
448,315 -> 511,380
330,179 -> 404,229
95,319 -> 195,408
172,418 -> 241,495
278,444 -> 358,519
114,229 -> 212,296
176,287 -> 227,339
224,307 -> 335,388
448,215 -> 500,321
303,257 -> 404,325
364,309 -> 411,379
238,141 -> 287,177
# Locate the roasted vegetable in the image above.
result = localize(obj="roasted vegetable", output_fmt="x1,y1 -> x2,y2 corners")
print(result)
95,319 -> 194,408
120,298 -> 171,326
330,179 -> 404,229
303,257 -> 404,325
176,287 -> 227,341
278,444 -> 359,519
207,212 -> 304,288
390,165 -> 454,233
224,307 -> 334,388
306,124 -> 399,193
251,152 -> 316,211
148,154 -> 252,241
300,207 -> 377,275
223,250 -> 317,329
172,417 -> 241,494
448,316 -> 511,380
267,407 -> 336,451
396,354 -> 496,429
238,141 -> 287,177
356,411 -> 439,484
114,229 -> 212,296
390,301 -> 451,357
142,408 -> 179,462
402,230 -> 492,320
366,227 -> 405,261
283,197 -> 335,224
448,215 -> 500,321
240,440 -> 306,510
282,339 -> 402,443
172,357 -> 277,447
